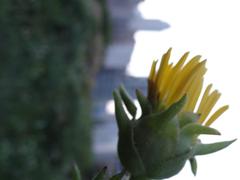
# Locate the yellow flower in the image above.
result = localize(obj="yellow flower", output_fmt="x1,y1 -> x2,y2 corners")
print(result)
113,48 -> 235,179
148,48 -> 228,126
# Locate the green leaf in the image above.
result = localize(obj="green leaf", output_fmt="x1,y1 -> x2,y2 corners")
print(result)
119,85 -> 137,118
181,123 -> 220,136
72,163 -> 81,180
194,139 -> 236,156
189,157 -> 197,176
113,90 -> 130,132
136,89 -> 152,117
92,167 -> 107,180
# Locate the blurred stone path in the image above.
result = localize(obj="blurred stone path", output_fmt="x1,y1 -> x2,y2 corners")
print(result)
91,0 -> 169,169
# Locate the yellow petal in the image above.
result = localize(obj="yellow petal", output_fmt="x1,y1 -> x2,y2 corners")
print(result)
173,52 -> 189,71
179,55 -> 202,79
184,60 -> 206,111
197,84 -> 213,113
148,60 -> 158,82
162,52 -> 189,102
155,48 -> 172,92
160,63 -> 174,100
165,56 -> 202,106
167,60 -> 206,106
198,90 -> 221,124
205,105 -> 229,126
184,77 -> 203,112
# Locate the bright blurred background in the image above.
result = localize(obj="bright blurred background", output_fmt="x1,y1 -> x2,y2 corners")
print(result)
0,0 -> 239,179
97,0 -> 240,179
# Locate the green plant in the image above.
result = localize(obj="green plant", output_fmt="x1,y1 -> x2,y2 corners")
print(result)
70,49 -> 236,180
112,49 -> 235,179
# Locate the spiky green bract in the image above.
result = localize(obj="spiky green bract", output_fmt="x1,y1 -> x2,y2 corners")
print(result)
113,86 -> 235,179
72,163 -> 81,180
113,91 -> 145,176
136,89 -> 152,116
189,157 -> 197,176
92,167 -> 107,180
119,85 -> 137,118
193,139 -> 236,156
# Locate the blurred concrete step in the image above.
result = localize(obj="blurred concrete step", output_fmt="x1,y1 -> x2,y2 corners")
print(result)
104,43 -> 135,70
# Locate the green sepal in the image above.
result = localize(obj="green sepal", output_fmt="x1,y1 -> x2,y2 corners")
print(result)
189,157 -> 197,176
178,112 -> 200,128
72,163 -> 81,180
133,114 -> 186,179
113,90 -> 130,132
193,139 -> 236,156
145,95 -> 186,129
136,89 -> 152,117
114,90 -> 145,176
92,167 -> 107,180
159,95 -> 187,122
145,149 -> 191,179
119,85 -> 137,118
118,121 -> 146,177
181,123 -> 221,136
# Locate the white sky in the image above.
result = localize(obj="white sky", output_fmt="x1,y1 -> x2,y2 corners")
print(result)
126,0 -> 240,179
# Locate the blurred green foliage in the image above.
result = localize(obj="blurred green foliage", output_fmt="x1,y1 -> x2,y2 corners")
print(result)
0,0 -> 109,179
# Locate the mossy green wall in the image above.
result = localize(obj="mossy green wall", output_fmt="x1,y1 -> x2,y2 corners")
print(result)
0,0 -> 109,179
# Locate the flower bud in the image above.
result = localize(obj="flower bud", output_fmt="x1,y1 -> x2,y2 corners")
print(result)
113,87 -> 234,180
